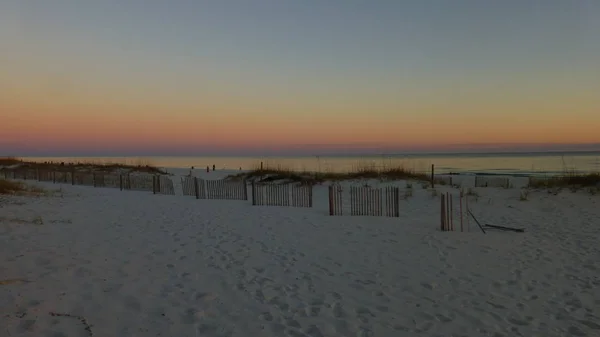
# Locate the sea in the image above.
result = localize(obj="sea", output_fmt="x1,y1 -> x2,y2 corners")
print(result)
23,151 -> 600,176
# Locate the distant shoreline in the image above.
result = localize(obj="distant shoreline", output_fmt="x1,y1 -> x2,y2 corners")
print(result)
12,149 -> 600,159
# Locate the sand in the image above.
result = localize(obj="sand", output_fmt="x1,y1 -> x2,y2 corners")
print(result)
1,170 -> 599,337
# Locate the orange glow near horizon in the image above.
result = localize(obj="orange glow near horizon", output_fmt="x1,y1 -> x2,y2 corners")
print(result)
2,1 -> 600,155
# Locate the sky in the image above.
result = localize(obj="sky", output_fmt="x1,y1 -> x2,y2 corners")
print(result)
1,0 -> 599,156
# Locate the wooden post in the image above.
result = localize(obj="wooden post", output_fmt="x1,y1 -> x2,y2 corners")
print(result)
450,194 -> 454,231
460,193 -> 464,232
119,174 -> 123,191
93,173 -> 97,187
152,176 -> 156,194
431,164 -> 435,188
260,162 -> 263,170
194,177 -> 199,199
440,193 -> 446,231
328,186 -> 333,215
465,196 -> 471,232
71,170 -> 75,185
52,171 -> 56,184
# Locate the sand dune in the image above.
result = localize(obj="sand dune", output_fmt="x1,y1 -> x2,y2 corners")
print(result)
1,176 -> 599,337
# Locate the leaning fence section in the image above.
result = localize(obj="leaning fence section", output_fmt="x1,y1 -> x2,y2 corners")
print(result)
181,176 -> 198,197
474,176 -> 510,188
252,182 -> 312,207
328,185 -> 400,217
153,175 -> 175,195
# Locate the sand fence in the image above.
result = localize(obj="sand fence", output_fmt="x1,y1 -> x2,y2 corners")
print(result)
2,168 -> 526,233
328,185 -> 400,217
180,176 -> 247,200
251,182 -> 313,207
1,168 -> 174,195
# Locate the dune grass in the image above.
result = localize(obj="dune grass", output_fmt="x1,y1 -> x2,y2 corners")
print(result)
529,173 -> 600,189
0,178 -> 46,196
0,156 -> 166,174
0,156 -> 22,166
230,161 -> 430,184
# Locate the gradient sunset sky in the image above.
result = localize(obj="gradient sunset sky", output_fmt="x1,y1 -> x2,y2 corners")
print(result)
1,0 -> 599,156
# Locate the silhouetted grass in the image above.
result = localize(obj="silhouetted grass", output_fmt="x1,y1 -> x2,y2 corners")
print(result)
529,173 -> 600,188
0,156 -> 22,166
229,162 -> 429,184
0,156 -> 167,174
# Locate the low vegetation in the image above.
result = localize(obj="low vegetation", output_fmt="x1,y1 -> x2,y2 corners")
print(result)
228,162 -> 430,184
0,179 -> 46,196
528,173 -> 600,189
0,156 -> 167,174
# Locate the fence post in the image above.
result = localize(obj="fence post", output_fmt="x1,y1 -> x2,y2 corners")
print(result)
431,164 -> 435,188
440,193 -> 446,231
52,171 -> 56,184
71,170 -> 75,185
252,181 -> 256,205
446,192 -> 450,230
450,194 -> 454,231
93,173 -> 97,187
119,174 -> 123,191
152,175 -> 156,194
328,186 -> 334,215
194,177 -> 199,199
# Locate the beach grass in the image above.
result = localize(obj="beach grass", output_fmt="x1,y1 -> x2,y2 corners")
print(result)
0,178 -> 46,195
528,172 -> 600,188
229,161 -> 430,184
0,156 -> 166,174
0,156 -> 22,166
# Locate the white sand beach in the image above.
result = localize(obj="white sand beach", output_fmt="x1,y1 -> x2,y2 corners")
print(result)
1,171 -> 600,337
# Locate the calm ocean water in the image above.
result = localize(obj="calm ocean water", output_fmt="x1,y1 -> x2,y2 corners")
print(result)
24,151 -> 600,176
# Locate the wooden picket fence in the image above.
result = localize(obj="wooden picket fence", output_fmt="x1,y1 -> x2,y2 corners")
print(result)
328,185 -> 400,217
180,176 -> 247,200
206,180 -> 247,200
2,168 -> 175,194
181,176 -> 201,197
153,175 -> 175,195
251,182 -> 312,207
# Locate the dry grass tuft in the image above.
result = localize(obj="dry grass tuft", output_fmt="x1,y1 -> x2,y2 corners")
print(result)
0,179 -> 27,194
519,189 -> 530,201
0,179 -> 47,196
